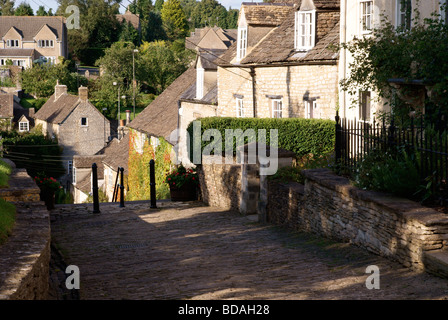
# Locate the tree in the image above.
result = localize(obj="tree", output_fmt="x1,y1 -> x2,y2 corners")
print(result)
0,0 -> 15,15
192,0 -> 228,28
21,58 -> 81,98
137,40 -> 193,94
119,20 -> 141,46
160,0 -> 188,40
36,5 -> 47,16
154,0 -> 163,12
14,2 -> 33,15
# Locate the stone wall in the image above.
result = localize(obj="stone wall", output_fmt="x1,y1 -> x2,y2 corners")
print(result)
0,163 -> 51,300
217,64 -> 339,120
197,157 -> 241,211
266,168 -> 448,272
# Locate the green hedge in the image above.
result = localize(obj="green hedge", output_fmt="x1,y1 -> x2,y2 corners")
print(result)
186,117 -> 335,161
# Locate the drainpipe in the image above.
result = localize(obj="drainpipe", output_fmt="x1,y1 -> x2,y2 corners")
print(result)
249,67 -> 257,118
340,0 -> 347,119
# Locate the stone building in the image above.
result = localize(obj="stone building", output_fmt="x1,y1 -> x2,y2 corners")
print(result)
0,93 -> 34,131
34,83 -> 110,188
217,0 -> 340,120
0,16 -> 68,68
338,0 -> 447,121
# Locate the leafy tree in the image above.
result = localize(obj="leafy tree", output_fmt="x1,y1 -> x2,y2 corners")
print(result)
137,40 -> 193,93
20,58 -> 82,98
0,0 -> 14,15
226,8 -> 239,29
144,10 -> 166,41
191,0 -> 229,28
154,0 -> 163,12
160,0 -> 188,40
14,2 -> 33,15
36,5 -> 47,16
119,20 -> 141,46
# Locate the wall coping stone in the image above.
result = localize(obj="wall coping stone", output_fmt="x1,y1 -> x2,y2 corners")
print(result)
302,168 -> 448,227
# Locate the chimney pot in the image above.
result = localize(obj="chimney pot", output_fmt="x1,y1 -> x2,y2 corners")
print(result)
54,81 -> 67,101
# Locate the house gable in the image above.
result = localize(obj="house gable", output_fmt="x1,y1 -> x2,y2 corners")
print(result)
197,28 -> 229,50
3,27 -> 23,41
34,24 -> 58,42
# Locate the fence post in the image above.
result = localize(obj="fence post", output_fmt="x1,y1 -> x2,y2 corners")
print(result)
119,167 -> 125,208
92,163 -> 100,213
388,116 -> 396,148
335,110 -> 342,164
149,159 -> 157,209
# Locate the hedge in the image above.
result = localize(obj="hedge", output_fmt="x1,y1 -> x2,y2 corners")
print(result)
186,117 -> 335,161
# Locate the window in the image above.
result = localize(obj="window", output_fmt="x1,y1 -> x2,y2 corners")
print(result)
6,39 -> 19,47
305,100 -> 319,119
13,60 -> 25,67
440,0 -> 448,23
396,0 -> 412,29
237,27 -> 247,61
38,40 -> 54,48
81,117 -> 88,127
68,160 -> 74,182
272,99 -> 283,118
295,10 -> 316,51
196,67 -> 204,99
360,1 -> 373,34
19,121 -> 29,132
236,98 -> 244,118
72,167 -> 76,184
359,91 -> 371,121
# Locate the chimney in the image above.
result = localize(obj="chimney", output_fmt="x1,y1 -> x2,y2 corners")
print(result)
126,110 -> 131,125
54,80 -> 67,101
78,86 -> 88,102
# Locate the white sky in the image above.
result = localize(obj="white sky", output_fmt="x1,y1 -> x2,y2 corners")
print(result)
25,0 -> 245,14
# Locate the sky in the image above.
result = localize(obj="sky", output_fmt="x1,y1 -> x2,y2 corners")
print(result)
25,0 -> 245,15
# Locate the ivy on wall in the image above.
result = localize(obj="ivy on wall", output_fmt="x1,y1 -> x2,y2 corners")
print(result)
127,129 -> 172,200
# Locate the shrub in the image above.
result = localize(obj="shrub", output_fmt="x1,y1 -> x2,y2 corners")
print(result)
0,159 -> 12,187
0,198 -> 15,245
165,164 -> 198,189
354,146 -> 426,200
186,117 -> 335,162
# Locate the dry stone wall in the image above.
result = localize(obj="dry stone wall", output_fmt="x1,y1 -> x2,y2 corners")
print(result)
266,168 -> 448,272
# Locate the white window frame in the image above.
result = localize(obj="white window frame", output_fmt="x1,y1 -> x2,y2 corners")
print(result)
72,167 -> 76,184
359,0 -> 374,35
81,117 -> 88,127
271,99 -> 283,118
305,100 -> 318,119
68,160 -> 74,182
18,121 -> 29,132
196,67 -> 204,99
236,98 -> 244,118
38,39 -> 54,48
236,27 -> 247,61
6,39 -> 19,47
440,0 -> 448,23
294,10 -> 316,51
396,0 -> 412,29
359,91 -> 371,122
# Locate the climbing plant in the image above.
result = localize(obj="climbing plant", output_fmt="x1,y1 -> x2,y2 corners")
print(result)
127,129 -> 172,200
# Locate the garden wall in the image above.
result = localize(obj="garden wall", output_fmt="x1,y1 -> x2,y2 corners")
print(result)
267,168 -> 448,273
0,163 -> 51,300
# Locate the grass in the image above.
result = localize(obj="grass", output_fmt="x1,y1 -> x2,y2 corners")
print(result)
0,198 -> 16,245
0,158 -> 12,188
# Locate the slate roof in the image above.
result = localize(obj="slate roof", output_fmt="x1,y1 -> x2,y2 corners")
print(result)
33,93 -> 80,124
241,2 -> 294,26
0,16 -> 66,41
0,94 -> 13,118
0,49 -> 35,57
116,10 -> 141,30
180,82 -> 218,105
98,134 -> 130,174
186,27 -> 237,51
128,67 -> 197,141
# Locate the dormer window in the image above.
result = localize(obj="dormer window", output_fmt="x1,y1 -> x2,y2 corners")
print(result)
396,0 -> 412,29
196,67 -> 204,99
38,40 -> 54,48
294,10 -> 316,51
237,26 -> 247,61
6,40 -> 19,47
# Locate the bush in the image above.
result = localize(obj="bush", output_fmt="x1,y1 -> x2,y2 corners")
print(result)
0,158 -> 12,187
354,146 -> 427,201
0,198 -> 15,245
186,117 -> 335,162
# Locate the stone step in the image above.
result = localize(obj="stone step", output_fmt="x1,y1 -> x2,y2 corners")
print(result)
423,249 -> 448,279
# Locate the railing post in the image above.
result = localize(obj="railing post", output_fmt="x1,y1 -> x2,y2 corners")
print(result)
119,167 -> 125,208
388,116 -> 396,148
149,159 -> 157,209
335,110 -> 342,165
92,163 -> 100,213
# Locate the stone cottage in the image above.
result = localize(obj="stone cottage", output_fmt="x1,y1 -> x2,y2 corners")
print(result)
34,83 -> 111,188
338,0 -> 447,121
217,0 -> 340,120
0,93 -> 34,131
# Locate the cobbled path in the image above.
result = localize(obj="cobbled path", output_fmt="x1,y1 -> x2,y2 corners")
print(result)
49,201 -> 448,300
